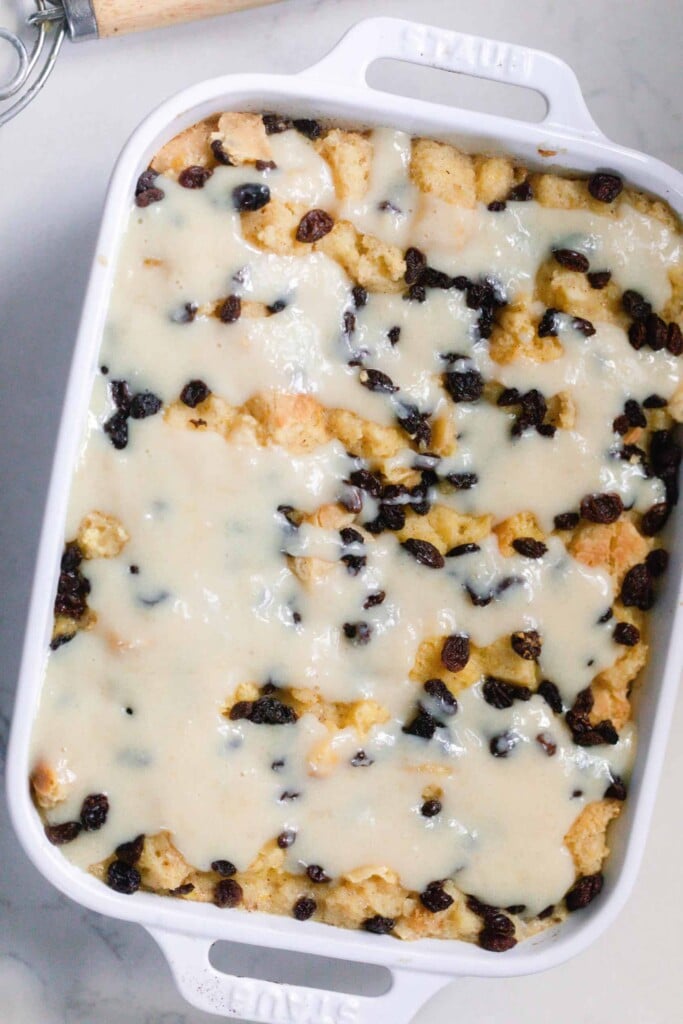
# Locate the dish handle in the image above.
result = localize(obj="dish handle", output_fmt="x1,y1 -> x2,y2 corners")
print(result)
304,16 -> 603,140
147,926 -> 450,1023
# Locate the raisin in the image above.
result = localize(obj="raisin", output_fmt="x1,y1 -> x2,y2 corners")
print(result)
622,290 -> 652,320
487,200 -> 507,212
587,271 -> 611,289
180,379 -> 210,407
614,621 -> 640,647
536,732 -> 557,756
553,512 -> 579,530
277,830 -> 296,849
135,187 -> 165,208
580,492 -> 623,524
267,299 -> 287,314
170,883 -> 195,896
510,629 -> 542,661
483,678 -> 531,709
401,538 -> 445,569
490,732 -> 518,757
624,399 -> 646,428
446,472 -> 478,490
406,283 -> 426,302
404,246 -> 427,285
646,548 -> 669,576
80,793 -> 109,831
573,316 -> 596,337
444,369 -> 484,403
103,411 -> 129,450
628,321 -> 647,350
293,896 -> 317,920
211,139 -> 233,165
350,750 -> 374,767
171,301 -> 198,324
110,379 -> 132,412
446,542 -> 481,557
508,181 -> 533,202
667,322 -> 683,356
604,776 -> 627,800
106,859 -> 141,894
387,325 -> 401,346
479,929 -> 517,952
517,389 -> 547,432
115,834 -> 145,864
452,275 -> 470,291
565,872 -> 603,911
340,527 -> 363,546
247,696 -> 298,725
363,590 -> 386,609
49,632 -> 76,650
423,679 -> 458,716
255,159 -> 277,172
61,542 -> 82,572
296,208 -> 334,243
402,708 -> 441,740
552,248 -> 589,272
420,882 -> 454,913
538,905 -> 556,919
363,915 -> 395,934
505,905 -> 526,916
219,295 -> 242,323
44,821 -> 82,845
640,501 -> 670,536
620,563 -> 655,610
646,313 -> 668,351
441,634 -> 470,672
214,879 -> 243,907
359,368 -> 399,393
292,118 -> 323,139
129,391 -> 162,419
263,113 -> 292,134
178,165 -> 213,189
352,285 -> 368,308
306,864 -> 330,883
135,169 -> 159,195
343,622 -> 372,645
422,267 -> 452,290
211,859 -> 237,876
271,759 -> 285,772
421,799 -> 442,817
650,430 -> 681,503
537,308 -> 559,337
511,537 -> 547,558
232,182 -> 271,212
588,172 -> 623,203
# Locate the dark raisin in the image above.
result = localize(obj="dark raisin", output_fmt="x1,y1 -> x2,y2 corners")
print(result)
110,379 -> 132,412
135,187 -> 165,208
452,275 -> 470,291
343,621 -> 372,645
552,248 -> 589,272
588,172 -> 623,203
420,882 -> 454,913
107,859 -> 141,894
613,414 -> 629,436
277,830 -> 297,849
211,859 -> 237,876
538,905 -> 555,919
620,563 -> 655,610
650,430 -> 681,503
293,896 -> 317,920
363,915 -> 395,934
129,391 -> 162,419
628,321 -> 647,350
622,289 -> 652,320
171,301 -> 198,324
267,299 -> 287,314
402,708 -> 440,740
219,295 -> 242,323
401,538 -> 445,569
352,285 -> 368,308
170,883 -> 195,896
667,322 -> 683,356
537,423 -> 557,438
511,537 -> 547,558
49,632 -> 76,650
490,732 -> 518,757
80,793 -> 109,831
115,834 -> 144,864
247,696 -> 298,725
598,608 -> 614,623
466,283 -> 485,309
378,199 -> 401,213
420,799 -> 442,817
508,181 -> 533,202
358,368 -> 398,393
604,776 -> 627,800
350,750 -> 374,767
404,246 -> 427,285
340,527 -> 363,546
296,208 -> 334,243
406,283 -> 426,302
487,200 -> 507,212
446,543 -> 480,557
135,169 -> 159,195
466,586 -> 492,607
292,118 -> 323,139
178,165 -> 213,189
483,678 -> 531,709
211,139 -> 233,165
307,864 -> 329,883
510,630 -> 542,661
553,512 -> 579,530
646,548 -> 669,576
441,634 -> 470,672
180,379 -> 210,407
572,316 -> 596,337
263,113 -> 292,134
580,492 -> 623,524
536,733 -> 557,756
103,411 -> 129,450
565,872 -> 604,910
232,182 -> 271,212
214,878 -> 243,908
423,679 -> 458,716
646,313 -> 668,351
587,271 -> 611,289
479,929 -> 517,952
422,267 -> 452,290
444,369 -> 484,403
624,399 -> 646,428
640,501 -> 670,536
505,905 -> 526,916
537,308 -> 560,337
61,542 -> 82,572
388,326 -> 401,346
44,821 -> 82,845
255,159 -> 277,171
363,591 -> 386,609
271,759 -> 285,772
446,472 -> 478,490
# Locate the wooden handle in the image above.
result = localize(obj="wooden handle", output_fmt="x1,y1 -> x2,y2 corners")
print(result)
91,0 -> 280,38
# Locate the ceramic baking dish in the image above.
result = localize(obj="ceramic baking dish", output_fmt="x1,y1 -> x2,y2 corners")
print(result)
7,16 -> 683,1023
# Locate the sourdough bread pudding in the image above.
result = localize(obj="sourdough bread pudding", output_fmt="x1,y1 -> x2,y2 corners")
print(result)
30,112 -> 683,951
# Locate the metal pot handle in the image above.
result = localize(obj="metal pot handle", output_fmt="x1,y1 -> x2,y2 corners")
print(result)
304,16 -> 604,139
147,926 -> 450,1024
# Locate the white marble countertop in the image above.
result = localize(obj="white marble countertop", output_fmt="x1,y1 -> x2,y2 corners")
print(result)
1,0 -> 682,1021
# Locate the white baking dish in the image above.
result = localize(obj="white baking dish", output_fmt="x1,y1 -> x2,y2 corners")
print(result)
7,16 -> 683,1023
